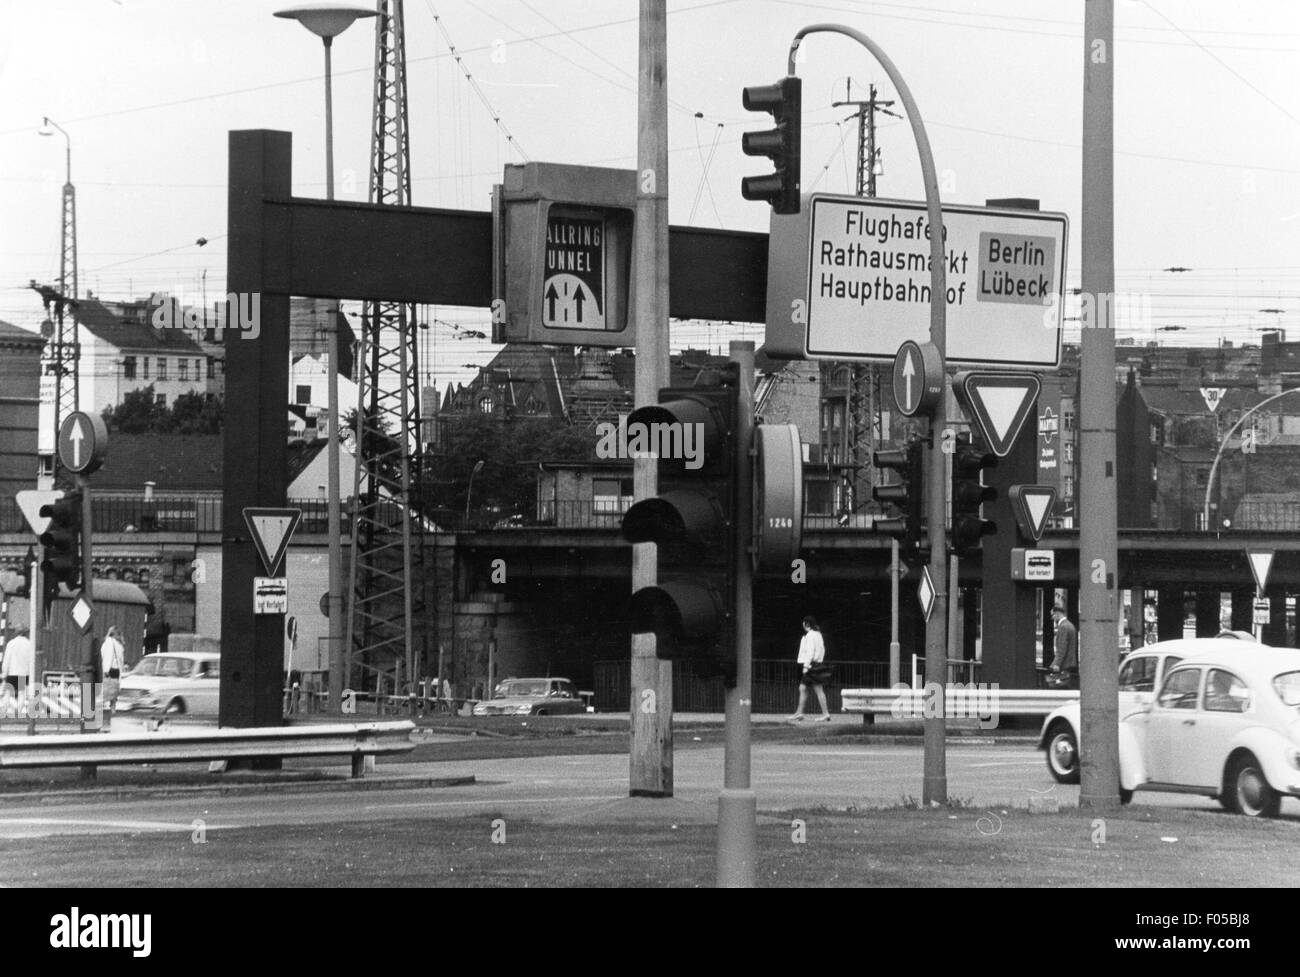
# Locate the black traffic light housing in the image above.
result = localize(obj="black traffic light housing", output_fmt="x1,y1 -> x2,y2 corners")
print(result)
623,368 -> 739,679
39,492 -> 82,589
741,76 -> 802,215
872,438 -> 924,553
951,432 -> 998,556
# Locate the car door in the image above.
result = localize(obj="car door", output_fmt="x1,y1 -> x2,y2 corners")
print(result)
191,659 -> 220,713
1143,666 -> 1204,785
1184,667 -> 1253,789
1118,654 -> 1157,721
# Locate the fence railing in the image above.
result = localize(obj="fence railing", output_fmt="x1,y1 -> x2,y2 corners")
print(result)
592,658 -> 891,713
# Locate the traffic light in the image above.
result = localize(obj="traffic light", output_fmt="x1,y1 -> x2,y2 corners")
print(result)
951,432 -> 998,556
622,370 -> 739,679
39,491 -> 82,590
872,438 -> 924,552
740,76 -> 802,214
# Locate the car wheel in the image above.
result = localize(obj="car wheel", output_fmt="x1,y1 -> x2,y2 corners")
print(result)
163,698 -> 186,715
534,709 -> 548,716
1044,723 -> 1080,785
1225,753 -> 1281,818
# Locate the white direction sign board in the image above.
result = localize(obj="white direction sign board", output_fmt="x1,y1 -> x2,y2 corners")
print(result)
243,508 -> 302,576
1247,551 -> 1274,594
765,194 -> 1068,366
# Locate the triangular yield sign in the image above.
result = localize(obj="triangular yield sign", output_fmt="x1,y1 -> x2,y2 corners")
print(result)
15,489 -> 64,537
243,507 -> 302,575
953,373 -> 1042,457
1247,551 -> 1274,594
1008,485 -> 1057,543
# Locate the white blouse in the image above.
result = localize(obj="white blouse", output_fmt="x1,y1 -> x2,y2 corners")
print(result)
797,629 -> 825,666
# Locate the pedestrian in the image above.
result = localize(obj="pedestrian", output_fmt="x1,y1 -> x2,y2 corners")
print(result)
0,624 -> 35,695
100,625 -> 126,718
1050,604 -> 1078,689
788,615 -> 831,722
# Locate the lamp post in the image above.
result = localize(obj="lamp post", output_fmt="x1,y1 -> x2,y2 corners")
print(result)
465,460 -> 485,525
275,3 -> 376,714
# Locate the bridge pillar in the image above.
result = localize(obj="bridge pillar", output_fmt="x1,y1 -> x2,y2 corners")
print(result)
1264,587 -> 1288,646
1156,587 -> 1183,642
1194,590 -> 1221,637
1229,586 -> 1255,633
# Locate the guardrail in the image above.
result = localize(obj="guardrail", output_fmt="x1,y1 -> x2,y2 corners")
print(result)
0,720 -> 416,778
841,688 -> 1079,724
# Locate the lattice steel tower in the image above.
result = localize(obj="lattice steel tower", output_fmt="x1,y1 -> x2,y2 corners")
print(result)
347,0 -> 428,690
39,118 -> 80,453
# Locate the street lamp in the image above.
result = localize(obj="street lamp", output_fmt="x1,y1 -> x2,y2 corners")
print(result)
465,460 -> 485,524
275,3 -> 375,715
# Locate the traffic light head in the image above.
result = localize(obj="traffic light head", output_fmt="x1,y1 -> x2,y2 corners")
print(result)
872,439 -> 923,551
622,373 -> 739,677
951,433 -> 997,556
741,75 -> 801,215
38,491 -> 82,589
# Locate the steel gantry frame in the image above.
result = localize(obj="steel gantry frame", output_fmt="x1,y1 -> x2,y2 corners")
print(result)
347,0 -> 428,691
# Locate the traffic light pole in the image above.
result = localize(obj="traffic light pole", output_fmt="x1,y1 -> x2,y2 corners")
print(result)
718,340 -> 756,888
889,539 -> 900,687
79,475 -> 93,692
789,23 -> 951,804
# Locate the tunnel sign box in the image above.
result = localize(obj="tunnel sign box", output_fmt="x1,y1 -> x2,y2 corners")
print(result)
764,194 -> 1068,367
494,162 -> 636,348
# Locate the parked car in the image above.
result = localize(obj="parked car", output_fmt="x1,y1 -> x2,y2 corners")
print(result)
472,677 -> 586,717
1119,646 -> 1300,817
115,651 -> 220,715
1038,638 -> 1228,783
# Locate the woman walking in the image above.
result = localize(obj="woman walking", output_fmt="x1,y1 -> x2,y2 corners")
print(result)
788,616 -> 831,722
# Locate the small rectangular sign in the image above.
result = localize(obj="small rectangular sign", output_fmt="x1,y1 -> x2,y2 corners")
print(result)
254,577 -> 288,616
1012,548 -> 1055,582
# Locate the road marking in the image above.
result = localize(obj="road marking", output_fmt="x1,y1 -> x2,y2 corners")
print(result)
362,794 -> 625,812
964,760 -> 1043,768
0,817 -> 225,832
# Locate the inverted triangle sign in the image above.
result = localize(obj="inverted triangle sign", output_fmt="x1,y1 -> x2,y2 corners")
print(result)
1009,485 -> 1057,543
953,373 -> 1042,457
243,507 -> 302,575
1247,551 -> 1274,594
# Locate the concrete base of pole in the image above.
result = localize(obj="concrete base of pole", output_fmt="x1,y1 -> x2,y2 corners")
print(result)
1079,793 -> 1121,811
716,788 -> 757,888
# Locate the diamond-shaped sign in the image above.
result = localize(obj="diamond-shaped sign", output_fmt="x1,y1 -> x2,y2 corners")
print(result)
1008,485 -> 1058,543
918,565 -> 936,622
952,372 -> 1041,458
70,593 -> 94,634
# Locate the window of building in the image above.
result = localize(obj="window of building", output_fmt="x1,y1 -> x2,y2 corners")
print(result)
156,394 -> 167,406
592,477 -> 633,513
1063,474 -> 1075,499
179,360 -> 189,381
1064,443 -> 1074,464
296,385 -> 312,405
207,357 -> 216,380
142,357 -> 150,380
1063,409 -> 1075,432
478,395 -> 494,414
157,358 -> 168,380
123,356 -> 137,380
195,358 -> 202,379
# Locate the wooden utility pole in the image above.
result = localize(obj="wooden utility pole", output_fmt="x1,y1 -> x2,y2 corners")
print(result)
629,0 -> 673,797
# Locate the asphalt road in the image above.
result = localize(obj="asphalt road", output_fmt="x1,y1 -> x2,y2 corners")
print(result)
0,738 -> 1295,845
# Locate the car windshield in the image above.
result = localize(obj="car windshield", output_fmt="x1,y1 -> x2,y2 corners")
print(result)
1273,671 -> 1300,708
131,656 -> 193,678
501,681 -> 548,697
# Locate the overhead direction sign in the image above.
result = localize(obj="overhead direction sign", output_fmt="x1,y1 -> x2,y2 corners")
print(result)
918,565 -> 936,622
764,194 -> 1068,366
1008,485 -> 1058,543
14,490 -> 64,537
892,340 -> 943,417
57,412 -> 108,475
1247,551 -> 1274,594
542,213 -> 606,331
243,508 -> 302,576
952,372 -> 1041,457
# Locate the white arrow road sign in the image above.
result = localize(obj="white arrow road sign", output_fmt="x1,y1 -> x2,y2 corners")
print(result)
69,419 -> 84,468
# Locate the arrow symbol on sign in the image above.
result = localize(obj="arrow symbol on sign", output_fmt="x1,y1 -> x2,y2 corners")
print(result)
573,287 -> 585,324
69,419 -> 85,468
902,352 -> 915,408
545,283 -> 559,320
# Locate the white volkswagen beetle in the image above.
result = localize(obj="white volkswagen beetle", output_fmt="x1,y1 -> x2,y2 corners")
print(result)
1118,646 -> 1300,817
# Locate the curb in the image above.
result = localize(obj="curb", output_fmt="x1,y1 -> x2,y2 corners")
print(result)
0,775 -> 476,806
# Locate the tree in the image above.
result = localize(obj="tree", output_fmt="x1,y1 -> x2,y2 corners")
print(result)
101,386 -> 223,434
102,386 -> 166,434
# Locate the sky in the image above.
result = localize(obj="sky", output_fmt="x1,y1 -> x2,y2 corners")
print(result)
1,0 -> 1297,391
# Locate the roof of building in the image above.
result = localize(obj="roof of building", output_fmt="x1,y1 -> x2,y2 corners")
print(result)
91,434 -> 223,491
0,319 -> 44,349
76,297 -> 205,355
286,439 -> 327,484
